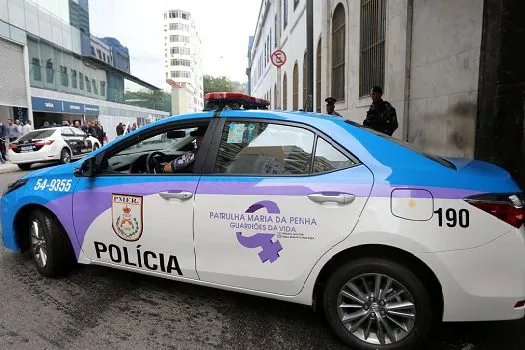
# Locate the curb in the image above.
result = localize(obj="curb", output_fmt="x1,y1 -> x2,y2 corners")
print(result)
0,164 -> 20,175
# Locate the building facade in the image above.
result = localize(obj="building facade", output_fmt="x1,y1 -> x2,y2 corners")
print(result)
0,0 -> 169,141
249,0 -> 484,160
163,9 -> 204,113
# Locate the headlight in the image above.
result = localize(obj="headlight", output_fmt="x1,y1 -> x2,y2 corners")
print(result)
3,178 -> 28,196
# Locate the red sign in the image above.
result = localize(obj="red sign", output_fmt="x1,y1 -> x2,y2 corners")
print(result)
271,49 -> 287,68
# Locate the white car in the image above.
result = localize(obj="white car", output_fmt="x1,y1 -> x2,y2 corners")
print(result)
3,94 -> 525,349
8,127 -> 101,170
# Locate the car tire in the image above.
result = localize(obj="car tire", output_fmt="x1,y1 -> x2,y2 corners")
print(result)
323,258 -> 433,350
17,163 -> 32,170
60,148 -> 71,164
28,209 -> 75,277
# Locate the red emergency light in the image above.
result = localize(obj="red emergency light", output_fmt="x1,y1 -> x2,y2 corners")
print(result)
204,92 -> 270,111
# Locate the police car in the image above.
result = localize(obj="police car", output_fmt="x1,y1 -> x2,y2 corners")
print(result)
2,92 -> 525,349
8,127 -> 101,170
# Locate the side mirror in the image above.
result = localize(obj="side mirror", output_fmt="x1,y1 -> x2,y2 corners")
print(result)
166,130 -> 186,139
75,157 -> 97,177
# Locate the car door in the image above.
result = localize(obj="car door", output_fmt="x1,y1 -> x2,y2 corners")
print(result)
72,118 -> 217,280
61,128 -> 80,155
193,118 -> 374,296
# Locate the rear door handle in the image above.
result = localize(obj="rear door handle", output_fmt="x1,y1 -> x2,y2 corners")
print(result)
308,193 -> 356,204
159,191 -> 193,200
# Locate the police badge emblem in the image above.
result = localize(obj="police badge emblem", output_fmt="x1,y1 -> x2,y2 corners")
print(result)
112,194 -> 143,241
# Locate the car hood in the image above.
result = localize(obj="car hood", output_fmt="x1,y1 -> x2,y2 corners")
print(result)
22,162 -> 79,179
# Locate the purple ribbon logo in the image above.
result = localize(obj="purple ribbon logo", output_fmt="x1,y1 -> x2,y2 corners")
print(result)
236,200 -> 283,263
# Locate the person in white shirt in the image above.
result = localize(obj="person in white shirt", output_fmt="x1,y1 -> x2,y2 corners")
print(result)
22,120 -> 33,136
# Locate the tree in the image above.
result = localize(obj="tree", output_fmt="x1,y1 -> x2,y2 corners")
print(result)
203,75 -> 234,95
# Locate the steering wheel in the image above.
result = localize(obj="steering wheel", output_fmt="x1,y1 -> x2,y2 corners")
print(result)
146,151 -> 166,174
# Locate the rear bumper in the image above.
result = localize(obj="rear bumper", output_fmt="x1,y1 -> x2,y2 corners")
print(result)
417,227 -> 525,322
8,148 -> 59,164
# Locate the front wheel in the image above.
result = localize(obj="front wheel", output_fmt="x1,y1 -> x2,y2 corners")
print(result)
323,258 -> 433,350
28,209 -> 75,277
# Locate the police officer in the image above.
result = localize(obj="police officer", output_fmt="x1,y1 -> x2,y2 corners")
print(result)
162,126 -> 207,173
325,97 -> 342,117
363,86 -> 398,136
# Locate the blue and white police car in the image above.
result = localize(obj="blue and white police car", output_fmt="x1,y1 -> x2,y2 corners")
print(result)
2,92 -> 525,349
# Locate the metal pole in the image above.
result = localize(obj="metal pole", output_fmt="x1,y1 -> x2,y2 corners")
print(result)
306,0 -> 314,112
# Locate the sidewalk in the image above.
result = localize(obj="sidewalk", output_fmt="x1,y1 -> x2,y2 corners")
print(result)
0,162 -> 20,174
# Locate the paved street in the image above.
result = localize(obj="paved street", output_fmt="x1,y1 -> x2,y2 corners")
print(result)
0,166 -> 524,349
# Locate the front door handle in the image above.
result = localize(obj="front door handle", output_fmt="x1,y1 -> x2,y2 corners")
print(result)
159,191 -> 193,200
308,192 -> 355,204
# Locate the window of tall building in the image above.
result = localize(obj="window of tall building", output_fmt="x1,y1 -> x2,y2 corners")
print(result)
79,72 -> 84,90
170,35 -> 190,43
100,81 -> 106,97
96,49 -> 102,60
316,38 -> 322,112
85,76 -> 91,92
303,52 -> 308,109
46,60 -> 53,83
283,72 -> 288,110
274,15 -> 278,47
60,66 -> 68,87
32,58 -> 41,81
283,0 -> 288,29
71,70 -> 77,89
359,0 -> 386,96
171,59 -> 191,67
274,83 -> 278,109
293,62 -> 299,110
331,4 -> 346,101
90,46 -> 95,56
92,79 -> 98,95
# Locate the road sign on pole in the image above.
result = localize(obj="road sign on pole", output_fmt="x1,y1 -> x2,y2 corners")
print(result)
271,49 -> 287,68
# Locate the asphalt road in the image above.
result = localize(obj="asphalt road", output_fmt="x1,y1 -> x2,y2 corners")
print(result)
0,166 -> 524,349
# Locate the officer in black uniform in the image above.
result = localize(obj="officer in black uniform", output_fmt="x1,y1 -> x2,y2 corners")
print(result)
325,97 -> 342,117
162,126 -> 207,173
363,86 -> 398,136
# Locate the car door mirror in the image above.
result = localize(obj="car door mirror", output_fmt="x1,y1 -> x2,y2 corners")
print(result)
75,157 -> 97,177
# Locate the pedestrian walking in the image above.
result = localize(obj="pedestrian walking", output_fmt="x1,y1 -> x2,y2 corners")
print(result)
325,97 -> 343,117
22,120 -> 33,136
116,122 -> 124,137
7,119 -> 20,142
0,121 -> 8,163
94,121 -> 105,146
363,86 -> 398,136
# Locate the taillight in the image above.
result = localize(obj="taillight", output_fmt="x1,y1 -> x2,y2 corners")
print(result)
465,194 -> 525,228
34,140 -> 54,147
8,145 -> 17,149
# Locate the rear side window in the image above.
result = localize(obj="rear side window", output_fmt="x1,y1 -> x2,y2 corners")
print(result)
214,121 -> 315,175
18,130 -> 55,141
313,138 -> 355,173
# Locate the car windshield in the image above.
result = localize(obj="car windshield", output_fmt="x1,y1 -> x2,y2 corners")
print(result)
17,129 -> 55,141
345,120 -> 456,170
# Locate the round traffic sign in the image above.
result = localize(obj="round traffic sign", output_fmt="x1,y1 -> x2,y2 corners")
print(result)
271,49 -> 287,68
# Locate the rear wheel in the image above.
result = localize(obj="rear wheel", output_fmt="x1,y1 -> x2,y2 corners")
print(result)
60,148 -> 71,164
323,258 -> 433,350
28,209 -> 75,277
17,163 -> 31,170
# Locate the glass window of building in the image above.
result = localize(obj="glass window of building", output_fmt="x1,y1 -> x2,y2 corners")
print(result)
71,70 -> 77,89
283,73 -> 288,110
316,38 -> 322,112
79,72 -> 84,90
46,60 -> 54,83
331,4 -> 346,101
303,52 -> 308,108
283,0 -> 289,29
32,58 -> 41,81
359,0 -> 386,96
85,76 -> 91,92
92,79 -> 98,95
91,46 -> 95,56
100,81 -> 106,97
60,66 -> 68,87
293,62 -> 299,110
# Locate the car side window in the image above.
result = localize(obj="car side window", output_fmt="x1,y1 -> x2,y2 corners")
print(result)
313,137 -> 356,173
214,121 -> 315,176
99,123 -> 207,175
